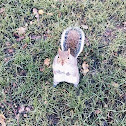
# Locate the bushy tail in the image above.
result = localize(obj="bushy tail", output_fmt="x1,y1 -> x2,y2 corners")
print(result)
61,27 -> 85,58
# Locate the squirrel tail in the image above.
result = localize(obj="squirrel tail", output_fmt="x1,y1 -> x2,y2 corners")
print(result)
61,27 -> 85,58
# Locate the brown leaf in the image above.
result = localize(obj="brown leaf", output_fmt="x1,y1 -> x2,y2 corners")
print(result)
82,61 -> 89,75
40,67 -> 44,72
85,37 -> 90,47
18,105 -> 25,114
111,82 -> 119,88
25,107 -> 31,112
8,49 -> 14,53
23,114 -> 27,117
81,25 -> 88,29
31,35 -> 41,40
16,27 -> 27,35
16,36 -> 25,41
5,42 -> 11,46
0,114 -> 6,126
15,113 -> 20,125
46,12 -> 53,16
0,8 -> 5,14
95,109 -> 101,115
33,8 -> 39,24
38,9 -> 44,15
44,58 -> 50,66
22,43 -> 27,49
44,100 -> 47,104
4,57 -> 10,62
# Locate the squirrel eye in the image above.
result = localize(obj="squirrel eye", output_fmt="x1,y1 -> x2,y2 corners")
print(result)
68,57 -> 69,59
58,56 -> 59,58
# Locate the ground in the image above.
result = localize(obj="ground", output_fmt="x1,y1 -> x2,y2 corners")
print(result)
0,0 -> 126,126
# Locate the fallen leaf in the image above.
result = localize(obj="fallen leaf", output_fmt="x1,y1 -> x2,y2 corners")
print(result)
0,114 -> 6,126
111,82 -> 119,88
5,42 -> 11,46
15,113 -> 20,125
22,43 -> 27,49
33,8 -> 38,15
44,58 -> 50,66
4,58 -> 9,62
38,9 -> 44,15
46,12 -> 53,16
123,22 -> 126,29
25,107 -> 31,112
82,61 -> 89,75
30,21 -> 33,25
16,27 -> 27,35
95,109 -> 101,115
44,100 -> 47,104
16,36 -> 25,41
33,8 -> 39,24
40,67 -> 44,72
0,8 -> 5,14
31,35 -> 41,40
104,104 -> 108,108
13,82 -> 16,88
8,49 -> 14,53
51,4 -> 56,8
85,37 -> 90,47
18,105 -> 25,114
81,25 -> 88,29
23,114 -> 27,117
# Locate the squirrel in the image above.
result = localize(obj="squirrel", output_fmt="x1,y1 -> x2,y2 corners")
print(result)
52,27 -> 85,87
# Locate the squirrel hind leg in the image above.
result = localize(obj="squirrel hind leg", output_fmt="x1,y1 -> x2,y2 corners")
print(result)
53,81 -> 59,88
74,83 -> 78,88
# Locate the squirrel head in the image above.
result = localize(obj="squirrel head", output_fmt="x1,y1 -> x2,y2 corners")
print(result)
57,48 -> 70,66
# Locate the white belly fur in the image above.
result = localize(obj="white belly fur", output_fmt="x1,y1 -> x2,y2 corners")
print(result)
53,63 -> 79,85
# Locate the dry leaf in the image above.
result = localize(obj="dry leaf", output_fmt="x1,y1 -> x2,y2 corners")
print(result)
0,114 -> 6,126
16,36 -> 25,41
51,4 -> 56,8
46,12 -> 53,16
25,107 -> 31,112
81,25 -> 88,29
82,61 -> 89,75
40,67 -> 44,72
38,9 -> 44,15
16,27 -> 27,35
0,8 -> 5,14
22,43 -> 27,49
8,49 -> 14,53
5,42 -> 11,46
44,100 -> 47,104
44,58 -> 50,66
18,105 -> 25,114
30,21 -> 33,25
95,109 -> 101,115
33,8 -> 39,24
15,113 -> 20,125
33,8 -> 38,15
4,58 -> 9,62
31,35 -> 41,40
23,114 -> 27,117
111,82 -> 119,88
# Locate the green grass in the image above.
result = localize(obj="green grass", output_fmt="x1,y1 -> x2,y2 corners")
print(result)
0,0 -> 126,125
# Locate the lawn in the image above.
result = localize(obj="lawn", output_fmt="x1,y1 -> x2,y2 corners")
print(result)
0,0 -> 126,125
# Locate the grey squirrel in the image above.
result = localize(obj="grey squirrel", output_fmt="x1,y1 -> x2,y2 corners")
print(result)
52,27 -> 85,87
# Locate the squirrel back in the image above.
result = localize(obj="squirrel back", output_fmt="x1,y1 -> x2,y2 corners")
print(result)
61,27 -> 85,58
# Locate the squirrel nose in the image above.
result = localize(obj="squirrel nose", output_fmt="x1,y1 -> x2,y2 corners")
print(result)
61,61 -> 64,66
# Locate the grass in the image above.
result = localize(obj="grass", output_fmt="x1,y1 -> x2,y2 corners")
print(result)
0,0 -> 126,125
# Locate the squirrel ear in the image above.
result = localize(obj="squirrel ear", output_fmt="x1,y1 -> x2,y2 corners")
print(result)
58,48 -> 61,54
68,48 -> 70,55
